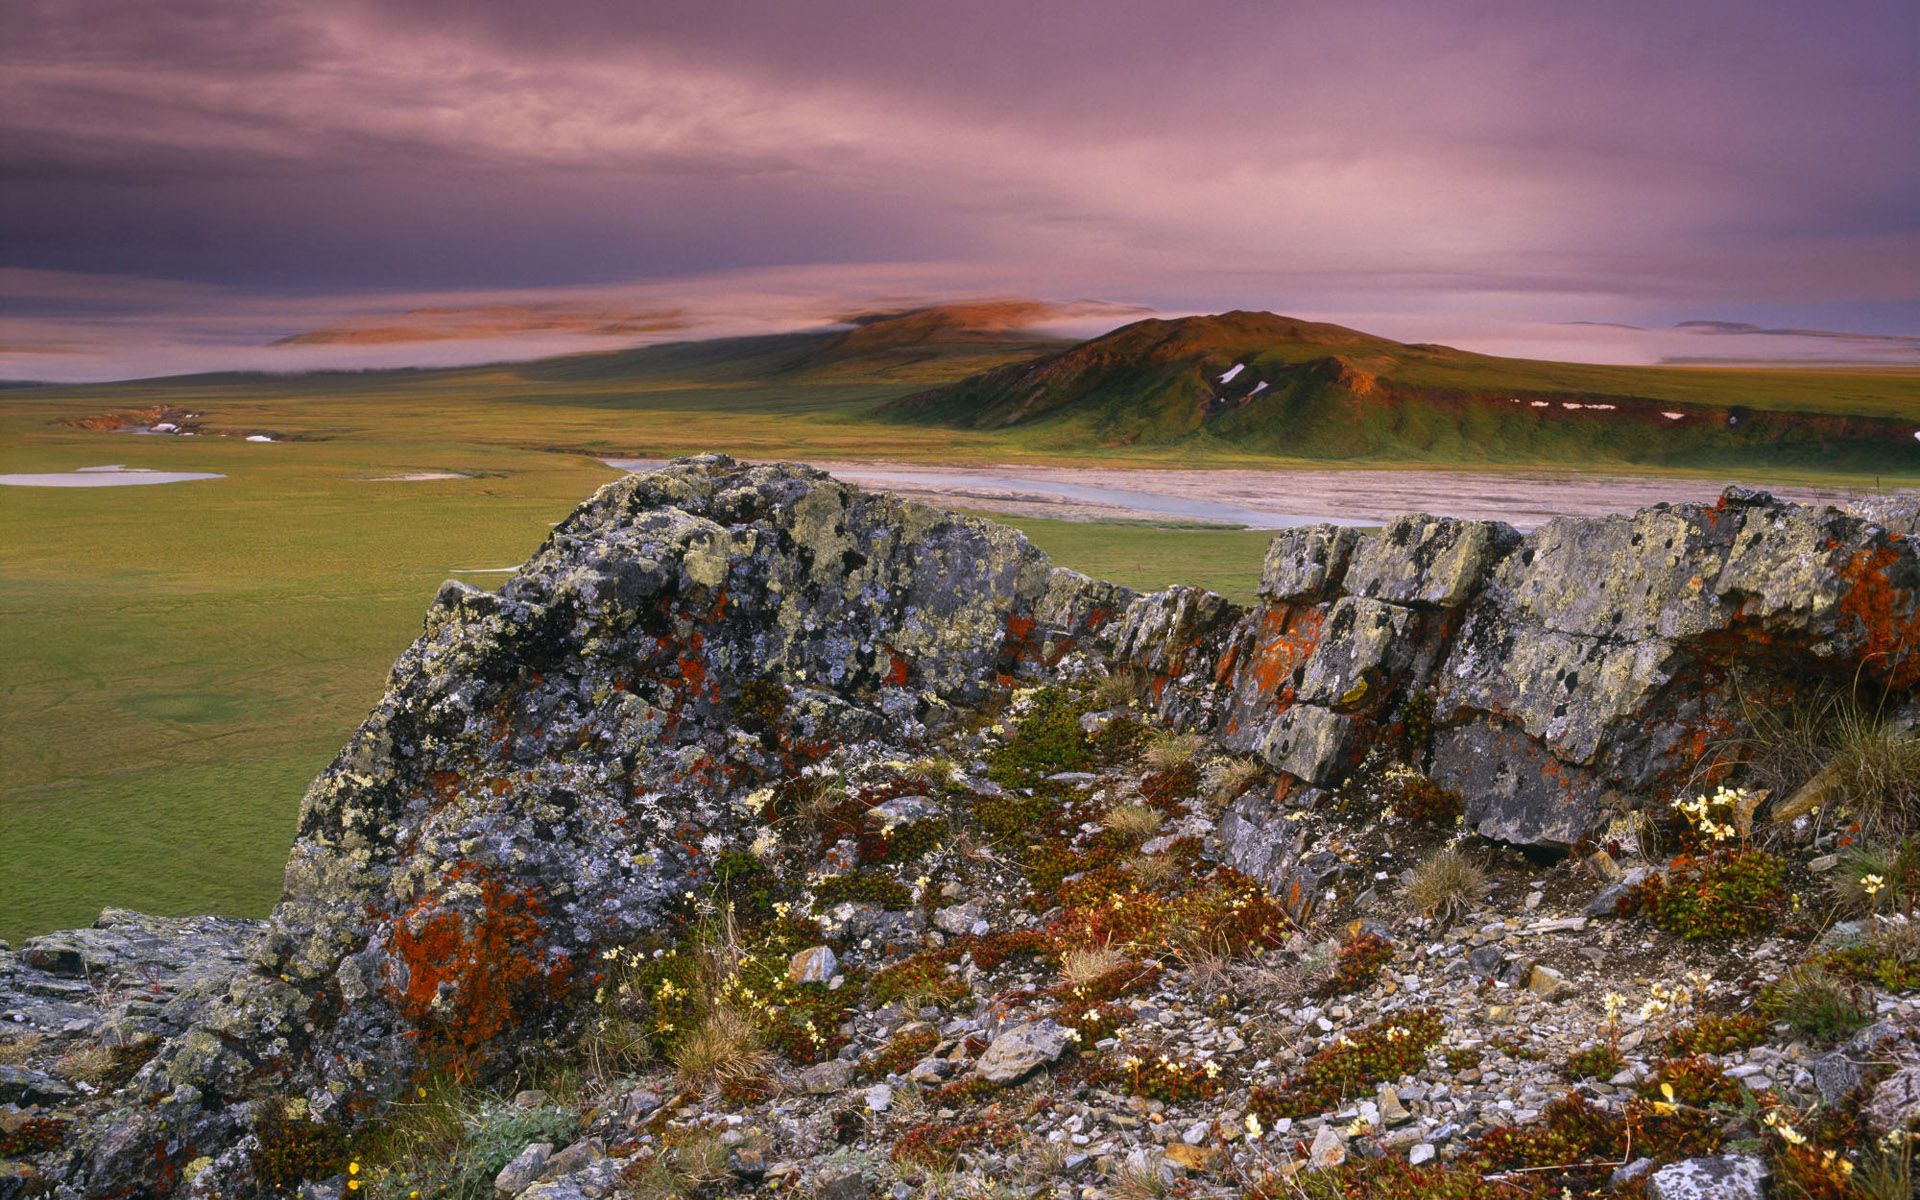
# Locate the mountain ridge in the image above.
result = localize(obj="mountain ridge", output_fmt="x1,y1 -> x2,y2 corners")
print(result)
883,310 -> 1920,473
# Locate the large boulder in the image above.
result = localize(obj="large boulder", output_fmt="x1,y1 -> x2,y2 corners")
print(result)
57,456 -> 1132,1197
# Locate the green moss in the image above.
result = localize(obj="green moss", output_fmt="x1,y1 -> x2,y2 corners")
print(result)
987,687 -> 1095,785
814,873 -> 914,909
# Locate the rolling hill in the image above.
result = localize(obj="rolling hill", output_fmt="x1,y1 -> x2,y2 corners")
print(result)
884,311 -> 1920,473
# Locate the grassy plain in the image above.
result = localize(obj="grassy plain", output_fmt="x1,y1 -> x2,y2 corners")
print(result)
2,327 -> 1915,939
0,359 -> 1279,940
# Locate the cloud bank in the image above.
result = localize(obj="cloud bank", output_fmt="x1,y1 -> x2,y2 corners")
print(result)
2,0 -> 1914,379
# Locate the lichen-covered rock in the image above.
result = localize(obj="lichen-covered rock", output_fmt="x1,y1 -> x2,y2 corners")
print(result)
1342,514 -> 1518,609
1645,1153 -> 1768,1200
0,908 -> 261,1044
973,1020 -> 1071,1083
54,456 -> 1131,1197
1259,524 -> 1360,602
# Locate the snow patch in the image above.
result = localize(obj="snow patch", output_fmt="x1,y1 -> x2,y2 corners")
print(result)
1218,363 -> 1246,384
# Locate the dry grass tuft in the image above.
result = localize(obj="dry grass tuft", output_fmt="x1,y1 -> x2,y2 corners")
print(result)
1203,756 -> 1264,803
53,1041 -> 116,1083
669,1005 -> 772,1089
0,1032 -> 47,1066
1142,731 -> 1206,773
1102,803 -> 1164,841
1059,942 -> 1130,987
1123,852 -> 1179,889
1405,846 -> 1486,924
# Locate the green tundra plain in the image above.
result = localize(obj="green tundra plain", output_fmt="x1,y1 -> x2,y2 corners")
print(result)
2,320 -> 1916,940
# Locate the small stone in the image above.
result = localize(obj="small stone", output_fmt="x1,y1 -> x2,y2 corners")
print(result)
800,1059 -> 856,1094
1308,1125 -> 1346,1169
814,1166 -> 870,1200
864,1084 -> 893,1112
974,1020 -> 1072,1084
1586,849 -> 1624,882
1164,1142 -> 1214,1172
932,903 -> 983,935
1408,1143 -> 1434,1166
494,1143 -> 553,1197
789,946 -> 839,984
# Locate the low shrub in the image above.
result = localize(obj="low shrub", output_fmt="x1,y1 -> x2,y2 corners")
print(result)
1248,1009 -> 1443,1120
1313,932 -> 1394,997
1616,847 -> 1787,939
1666,1012 -> 1769,1056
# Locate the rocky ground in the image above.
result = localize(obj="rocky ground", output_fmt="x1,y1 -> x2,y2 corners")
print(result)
5,681 -> 1916,1199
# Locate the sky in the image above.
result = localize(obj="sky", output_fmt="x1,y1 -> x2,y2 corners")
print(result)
2,0 -> 1916,381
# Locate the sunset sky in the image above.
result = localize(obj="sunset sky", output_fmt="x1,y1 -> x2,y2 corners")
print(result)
3,0 -> 1915,380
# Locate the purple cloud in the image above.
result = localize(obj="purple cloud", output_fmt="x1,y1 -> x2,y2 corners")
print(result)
1,0 -> 1913,378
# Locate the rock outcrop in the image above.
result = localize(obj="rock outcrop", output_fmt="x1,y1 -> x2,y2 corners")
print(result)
4,456 -> 1915,1196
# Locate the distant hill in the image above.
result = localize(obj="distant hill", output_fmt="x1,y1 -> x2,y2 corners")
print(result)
884,311 -> 1920,473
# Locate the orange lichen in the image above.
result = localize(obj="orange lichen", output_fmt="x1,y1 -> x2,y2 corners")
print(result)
1837,543 -> 1920,687
385,867 -> 574,1078
1243,603 -> 1325,710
